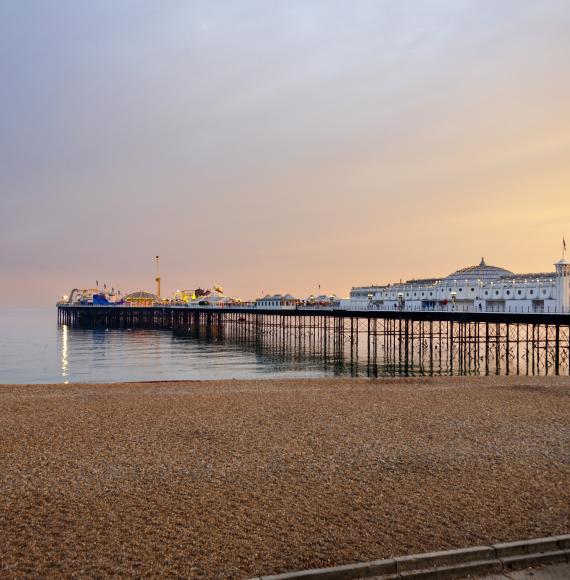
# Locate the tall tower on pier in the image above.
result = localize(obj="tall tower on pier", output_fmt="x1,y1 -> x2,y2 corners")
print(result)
155,255 -> 161,299
555,257 -> 570,313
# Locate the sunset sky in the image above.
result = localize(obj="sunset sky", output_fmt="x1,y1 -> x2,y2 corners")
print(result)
1,0 -> 569,305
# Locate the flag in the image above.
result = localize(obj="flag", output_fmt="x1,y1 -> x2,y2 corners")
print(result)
564,237 -> 567,252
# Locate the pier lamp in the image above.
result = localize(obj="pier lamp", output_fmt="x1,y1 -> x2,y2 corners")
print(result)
397,292 -> 404,310
450,291 -> 457,309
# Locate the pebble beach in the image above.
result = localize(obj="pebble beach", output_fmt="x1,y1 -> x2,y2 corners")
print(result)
1,376 -> 569,578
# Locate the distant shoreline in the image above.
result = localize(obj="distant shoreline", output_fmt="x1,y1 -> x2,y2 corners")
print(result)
1,377 -> 569,578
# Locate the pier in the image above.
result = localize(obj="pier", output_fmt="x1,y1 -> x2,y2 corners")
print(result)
57,305 -> 570,376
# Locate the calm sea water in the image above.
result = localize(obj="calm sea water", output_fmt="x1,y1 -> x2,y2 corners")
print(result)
0,308 -> 351,384
3,308 -> 562,384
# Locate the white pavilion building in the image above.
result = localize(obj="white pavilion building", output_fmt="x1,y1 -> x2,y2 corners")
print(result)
347,257 -> 570,314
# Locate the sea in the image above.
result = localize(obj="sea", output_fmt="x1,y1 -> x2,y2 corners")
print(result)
0,308 -> 362,384
1,307 -> 564,384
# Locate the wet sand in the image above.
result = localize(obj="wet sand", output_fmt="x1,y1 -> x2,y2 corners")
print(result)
1,377 -> 569,578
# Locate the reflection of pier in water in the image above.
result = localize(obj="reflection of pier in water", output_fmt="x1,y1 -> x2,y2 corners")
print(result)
173,320 -> 360,377
58,307 -> 570,376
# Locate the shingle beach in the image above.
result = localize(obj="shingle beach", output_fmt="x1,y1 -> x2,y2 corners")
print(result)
1,377 -> 569,578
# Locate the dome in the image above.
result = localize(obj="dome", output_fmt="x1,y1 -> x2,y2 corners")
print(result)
444,258 -> 513,283
124,291 -> 160,303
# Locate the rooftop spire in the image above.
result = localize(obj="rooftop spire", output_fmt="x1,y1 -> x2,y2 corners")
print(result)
480,257 -> 486,266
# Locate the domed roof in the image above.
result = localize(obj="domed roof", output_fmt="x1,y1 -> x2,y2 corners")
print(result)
124,291 -> 160,302
444,258 -> 513,283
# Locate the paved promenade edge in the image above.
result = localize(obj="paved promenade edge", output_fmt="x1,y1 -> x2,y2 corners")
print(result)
250,535 -> 570,580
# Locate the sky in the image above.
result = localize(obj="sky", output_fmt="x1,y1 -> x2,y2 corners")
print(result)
1,0 -> 569,305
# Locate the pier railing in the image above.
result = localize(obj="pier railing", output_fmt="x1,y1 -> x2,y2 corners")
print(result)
57,302 -> 570,315
347,304 -> 570,315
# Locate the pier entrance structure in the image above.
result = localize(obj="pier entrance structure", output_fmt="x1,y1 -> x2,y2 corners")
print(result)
57,306 -> 570,376
348,257 -> 570,314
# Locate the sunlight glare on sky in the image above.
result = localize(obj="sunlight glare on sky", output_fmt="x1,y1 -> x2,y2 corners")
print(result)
1,0 -> 569,304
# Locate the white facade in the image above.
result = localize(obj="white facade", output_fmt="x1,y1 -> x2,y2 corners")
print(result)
256,294 -> 298,309
349,257 -> 570,314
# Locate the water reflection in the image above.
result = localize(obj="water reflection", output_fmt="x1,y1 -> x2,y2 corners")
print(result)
52,321 -> 569,384
50,325 -> 332,384
172,329 -> 436,378
61,324 -> 69,382
172,318 -> 570,378
1,308 -> 568,385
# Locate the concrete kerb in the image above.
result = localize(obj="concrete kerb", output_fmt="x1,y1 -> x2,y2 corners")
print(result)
395,546 -> 495,572
251,535 -> 570,580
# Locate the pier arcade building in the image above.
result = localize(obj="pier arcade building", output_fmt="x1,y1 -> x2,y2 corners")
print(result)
349,257 -> 570,313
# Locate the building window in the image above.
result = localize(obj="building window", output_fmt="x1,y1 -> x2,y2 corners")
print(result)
470,288 -> 474,292
530,290 -> 534,295
518,290 -> 522,295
